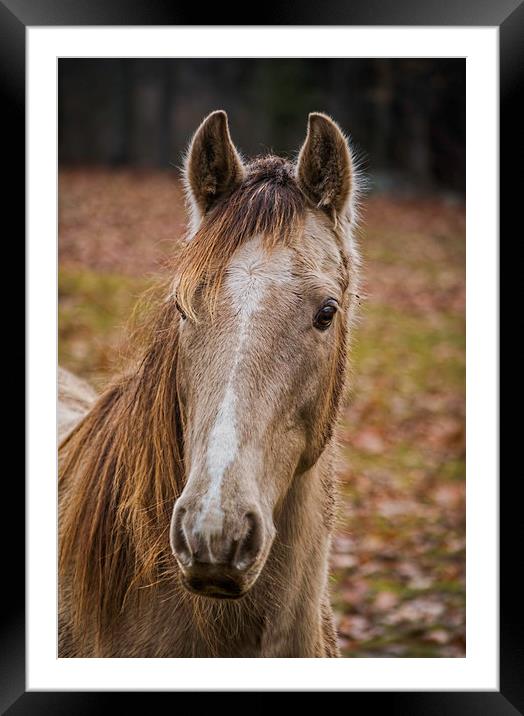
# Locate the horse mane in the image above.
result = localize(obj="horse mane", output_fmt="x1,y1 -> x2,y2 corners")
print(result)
58,155 -> 309,647
59,286 -> 186,644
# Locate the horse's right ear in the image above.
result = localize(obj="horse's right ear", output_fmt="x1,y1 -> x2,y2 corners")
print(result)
184,110 -> 245,220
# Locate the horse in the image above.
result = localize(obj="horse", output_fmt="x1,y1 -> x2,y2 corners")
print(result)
58,110 -> 362,657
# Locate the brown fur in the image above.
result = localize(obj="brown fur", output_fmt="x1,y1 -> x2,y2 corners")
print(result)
59,111 -> 361,657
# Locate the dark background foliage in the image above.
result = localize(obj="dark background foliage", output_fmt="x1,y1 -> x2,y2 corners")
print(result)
59,58 -> 465,194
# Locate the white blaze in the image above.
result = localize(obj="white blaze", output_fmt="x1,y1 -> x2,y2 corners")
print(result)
195,238 -> 292,534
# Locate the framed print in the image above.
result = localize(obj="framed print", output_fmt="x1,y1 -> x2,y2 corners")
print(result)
6,0 -> 519,710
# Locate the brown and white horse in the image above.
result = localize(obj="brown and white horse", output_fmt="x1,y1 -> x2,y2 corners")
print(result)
58,110 -> 362,657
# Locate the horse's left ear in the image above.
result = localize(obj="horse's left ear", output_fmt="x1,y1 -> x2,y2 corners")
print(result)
296,112 -> 353,219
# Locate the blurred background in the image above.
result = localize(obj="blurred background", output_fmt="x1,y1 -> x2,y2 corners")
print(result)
59,58 -> 465,657
59,59 -> 465,194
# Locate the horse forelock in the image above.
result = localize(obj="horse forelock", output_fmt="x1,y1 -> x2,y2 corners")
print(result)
175,156 -> 308,321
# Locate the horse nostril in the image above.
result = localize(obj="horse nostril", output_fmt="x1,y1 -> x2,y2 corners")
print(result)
188,577 -> 204,592
171,507 -> 192,566
234,511 -> 263,570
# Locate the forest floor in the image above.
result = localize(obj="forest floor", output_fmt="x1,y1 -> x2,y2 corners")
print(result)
59,168 -> 466,657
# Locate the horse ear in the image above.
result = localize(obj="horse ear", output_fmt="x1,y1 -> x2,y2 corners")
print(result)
185,110 -> 245,218
296,112 -> 353,218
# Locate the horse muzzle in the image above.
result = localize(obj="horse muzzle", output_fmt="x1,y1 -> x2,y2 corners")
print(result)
170,503 -> 268,599
181,564 -> 249,599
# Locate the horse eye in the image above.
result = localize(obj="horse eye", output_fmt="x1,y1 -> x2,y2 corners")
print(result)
313,299 -> 337,331
175,300 -> 187,321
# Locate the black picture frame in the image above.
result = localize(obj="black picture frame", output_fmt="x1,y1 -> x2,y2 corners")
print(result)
7,0 -> 518,711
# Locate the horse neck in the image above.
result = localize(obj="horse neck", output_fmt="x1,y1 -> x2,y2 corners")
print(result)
271,449 -> 336,603
254,451 -> 338,656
